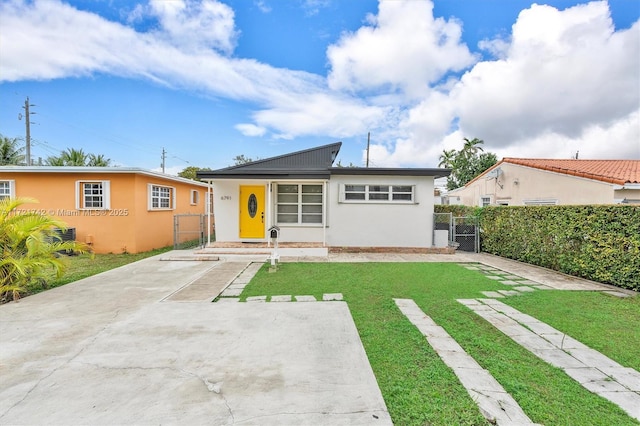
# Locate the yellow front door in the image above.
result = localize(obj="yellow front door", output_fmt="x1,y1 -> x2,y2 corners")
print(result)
239,185 -> 265,239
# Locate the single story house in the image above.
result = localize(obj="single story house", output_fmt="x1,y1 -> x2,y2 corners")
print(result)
444,158 -> 640,206
197,142 -> 451,249
0,167 -> 209,254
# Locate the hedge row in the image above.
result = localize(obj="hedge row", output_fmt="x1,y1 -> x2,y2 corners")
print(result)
435,205 -> 640,291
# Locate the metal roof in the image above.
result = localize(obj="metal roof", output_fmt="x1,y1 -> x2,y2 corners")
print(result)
197,142 -> 451,181
197,142 -> 342,180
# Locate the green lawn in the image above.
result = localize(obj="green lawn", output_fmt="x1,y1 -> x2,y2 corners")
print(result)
239,262 -> 640,426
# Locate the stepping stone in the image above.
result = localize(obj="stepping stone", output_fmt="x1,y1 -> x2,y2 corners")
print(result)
216,297 -> 239,303
533,285 -> 553,290
481,291 -> 504,298
323,293 -> 344,301
485,275 -> 503,280
227,283 -> 247,290
514,286 -> 536,292
271,295 -> 292,302
246,296 -> 267,302
220,288 -> 242,297
464,266 -> 481,270
602,290 -> 632,298
519,280 -> 539,285
500,280 -> 520,285
497,290 -> 521,297
295,295 -> 317,302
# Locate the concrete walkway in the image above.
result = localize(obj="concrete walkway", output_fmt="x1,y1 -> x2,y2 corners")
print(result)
0,253 -> 391,425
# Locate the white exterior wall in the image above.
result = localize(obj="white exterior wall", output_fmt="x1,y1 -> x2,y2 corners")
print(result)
212,179 -> 326,243
326,175 -> 434,247
452,164 -> 615,206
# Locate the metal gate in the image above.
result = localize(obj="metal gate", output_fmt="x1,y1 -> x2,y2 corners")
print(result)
433,213 -> 479,252
173,214 -> 205,249
453,216 -> 479,252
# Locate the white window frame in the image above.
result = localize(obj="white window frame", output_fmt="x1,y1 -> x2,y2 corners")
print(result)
75,180 -> 110,210
339,184 -> 415,203
0,180 -> 15,200
148,184 -> 176,210
276,183 -> 323,226
480,195 -> 492,207
190,189 -> 199,206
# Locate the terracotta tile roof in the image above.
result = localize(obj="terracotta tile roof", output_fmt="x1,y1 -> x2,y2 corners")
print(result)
501,158 -> 640,185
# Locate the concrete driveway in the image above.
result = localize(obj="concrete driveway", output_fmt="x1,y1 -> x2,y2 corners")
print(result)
0,255 -> 391,425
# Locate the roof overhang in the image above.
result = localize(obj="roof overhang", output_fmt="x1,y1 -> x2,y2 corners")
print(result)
329,167 -> 451,178
0,166 -> 209,187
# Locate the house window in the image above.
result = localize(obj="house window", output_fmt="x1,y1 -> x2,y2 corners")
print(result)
342,184 -> 414,203
0,180 -> 15,200
76,181 -> 110,209
523,199 -> 558,206
276,184 -> 323,225
190,190 -> 199,205
148,184 -> 175,210
480,196 -> 492,207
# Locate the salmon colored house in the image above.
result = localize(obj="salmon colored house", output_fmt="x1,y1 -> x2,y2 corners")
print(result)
0,167 -> 209,254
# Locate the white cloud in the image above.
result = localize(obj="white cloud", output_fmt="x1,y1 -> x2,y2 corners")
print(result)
235,123 -> 267,137
1,0 -> 638,167
326,0 -> 476,98
148,0 -> 238,53
254,1 -> 271,14
370,1 -> 640,165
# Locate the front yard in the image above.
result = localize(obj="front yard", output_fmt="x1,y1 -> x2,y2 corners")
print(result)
239,262 -> 640,426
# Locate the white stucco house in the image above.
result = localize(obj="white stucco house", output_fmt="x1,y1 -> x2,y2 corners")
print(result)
197,142 -> 451,250
444,158 -> 640,206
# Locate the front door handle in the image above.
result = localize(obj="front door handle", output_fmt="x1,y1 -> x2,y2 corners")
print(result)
261,212 -> 264,223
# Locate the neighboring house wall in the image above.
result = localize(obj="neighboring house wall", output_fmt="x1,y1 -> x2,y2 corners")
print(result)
327,175 -> 435,247
450,163 -> 616,206
0,169 -> 207,253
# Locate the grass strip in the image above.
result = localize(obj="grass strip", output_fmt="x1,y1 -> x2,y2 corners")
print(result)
29,246 -> 173,296
243,262 -> 639,426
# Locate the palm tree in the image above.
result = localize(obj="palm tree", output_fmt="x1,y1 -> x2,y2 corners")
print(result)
45,148 -> 111,166
0,197 -> 89,302
462,138 -> 485,158
0,134 -> 25,165
87,154 -> 111,167
60,148 -> 89,166
438,149 -> 457,168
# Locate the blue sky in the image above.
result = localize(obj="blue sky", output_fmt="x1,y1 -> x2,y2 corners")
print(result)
1,0 -> 638,175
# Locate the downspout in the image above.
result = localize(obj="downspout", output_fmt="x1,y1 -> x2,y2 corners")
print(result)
323,180 -> 327,247
207,181 -> 212,246
267,181 -> 272,247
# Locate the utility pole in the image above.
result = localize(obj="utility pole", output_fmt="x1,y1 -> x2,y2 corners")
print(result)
161,148 -> 166,173
20,97 -> 35,166
366,132 -> 370,168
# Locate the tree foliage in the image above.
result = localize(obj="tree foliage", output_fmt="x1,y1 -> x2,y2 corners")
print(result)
0,197 -> 90,302
232,154 -> 254,165
178,166 -> 212,181
45,148 -> 111,167
0,134 -> 25,166
439,138 -> 498,190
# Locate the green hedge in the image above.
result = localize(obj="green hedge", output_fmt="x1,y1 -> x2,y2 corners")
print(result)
435,205 -> 640,291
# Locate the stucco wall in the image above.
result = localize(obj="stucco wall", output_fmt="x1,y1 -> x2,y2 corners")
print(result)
451,163 -> 615,206
1,170 -> 206,253
326,175 -> 434,247
212,179 -> 326,243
